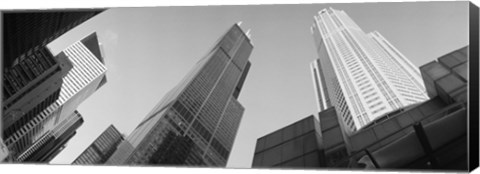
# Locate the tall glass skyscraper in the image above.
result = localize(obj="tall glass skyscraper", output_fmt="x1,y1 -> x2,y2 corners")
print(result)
310,8 -> 429,134
106,23 -> 253,167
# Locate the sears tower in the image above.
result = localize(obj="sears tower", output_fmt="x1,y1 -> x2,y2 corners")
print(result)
310,8 -> 429,134
107,23 -> 253,166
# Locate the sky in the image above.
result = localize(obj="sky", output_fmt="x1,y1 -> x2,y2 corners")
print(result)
45,1 -> 468,168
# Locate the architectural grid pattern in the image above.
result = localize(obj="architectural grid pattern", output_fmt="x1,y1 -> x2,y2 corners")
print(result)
4,33 -> 107,160
106,23 -> 253,167
310,8 -> 429,133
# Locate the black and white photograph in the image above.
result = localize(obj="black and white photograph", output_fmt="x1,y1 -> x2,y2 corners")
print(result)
1,1 -> 478,173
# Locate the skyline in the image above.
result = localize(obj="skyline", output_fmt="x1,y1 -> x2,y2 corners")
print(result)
44,2 -> 468,168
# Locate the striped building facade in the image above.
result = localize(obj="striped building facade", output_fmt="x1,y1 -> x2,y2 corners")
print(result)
4,33 -> 107,161
16,111 -> 83,162
310,8 -> 429,134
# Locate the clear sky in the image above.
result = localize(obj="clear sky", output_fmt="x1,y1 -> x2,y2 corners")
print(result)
46,1 -> 468,168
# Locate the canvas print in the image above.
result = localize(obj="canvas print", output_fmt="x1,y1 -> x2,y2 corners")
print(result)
1,1 -> 478,173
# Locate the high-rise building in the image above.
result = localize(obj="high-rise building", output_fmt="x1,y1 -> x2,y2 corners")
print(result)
72,125 -> 124,164
310,8 -> 429,133
3,33 -> 107,161
2,47 -> 73,141
253,46 -> 469,171
2,10 -> 103,160
106,23 -> 253,167
322,46 -> 469,170
252,116 -> 325,168
15,110 -> 84,162
2,10 -> 103,67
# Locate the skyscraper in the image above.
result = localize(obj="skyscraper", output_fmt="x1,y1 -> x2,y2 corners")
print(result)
106,23 -> 253,167
252,46 -> 469,170
72,125 -> 124,164
310,8 -> 429,133
2,47 -> 73,141
2,10 -> 103,161
4,33 -> 107,161
15,111 -> 84,162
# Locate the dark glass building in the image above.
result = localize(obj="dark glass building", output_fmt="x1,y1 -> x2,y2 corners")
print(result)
106,23 -> 253,167
2,10 -> 103,67
72,125 -> 124,164
252,116 -> 325,168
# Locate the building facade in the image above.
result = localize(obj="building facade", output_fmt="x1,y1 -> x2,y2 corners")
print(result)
72,125 -> 124,164
310,8 -> 429,133
3,33 -> 107,161
252,116 -> 325,168
2,10 -> 102,161
106,23 -> 253,167
254,46 -> 469,171
15,111 -> 84,162
2,10 -> 103,67
2,47 -> 73,141
326,46 -> 469,170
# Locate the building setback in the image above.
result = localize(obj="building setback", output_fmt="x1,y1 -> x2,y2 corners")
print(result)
106,23 -> 253,167
253,46 -> 469,171
310,8 -> 429,134
72,125 -> 124,164
3,33 -> 107,162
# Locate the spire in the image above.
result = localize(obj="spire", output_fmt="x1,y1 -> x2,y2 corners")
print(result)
246,29 -> 251,39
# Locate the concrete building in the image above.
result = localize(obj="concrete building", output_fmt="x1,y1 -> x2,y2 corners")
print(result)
252,116 -> 324,168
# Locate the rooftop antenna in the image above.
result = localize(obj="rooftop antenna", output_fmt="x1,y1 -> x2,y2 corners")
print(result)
245,29 -> 254,45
